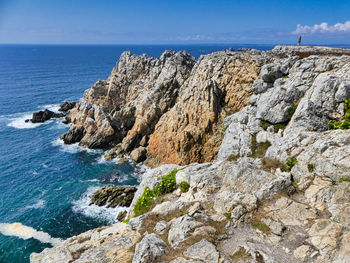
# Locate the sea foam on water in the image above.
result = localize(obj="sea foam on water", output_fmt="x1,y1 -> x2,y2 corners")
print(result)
0,222 -> 62,245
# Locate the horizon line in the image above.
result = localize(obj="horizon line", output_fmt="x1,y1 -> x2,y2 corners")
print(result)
1,42 -> 350,47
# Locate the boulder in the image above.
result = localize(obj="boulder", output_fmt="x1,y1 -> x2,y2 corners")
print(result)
132,234 -> 167,263
27,109 -> 65,123
184,239 -> 219,263
89,186 -> 137,208
130,147 -> 147,163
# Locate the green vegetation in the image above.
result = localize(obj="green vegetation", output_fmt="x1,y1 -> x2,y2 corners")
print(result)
289,104 -> 297,117
133,186 -> 156,217
282,75 -> 289,79
227,154 -> 240,162
123,218 -> 130,224
224,212 -> 232,220
307,163 -> 315,173
153,169 -> 178,196
329,98 -> 350,130
282,157 -> 297,172
229,247 -> 252,261
260,120 -> 288,133
133,168 -> 187,216
338,177 -> 350,183
249,135 -> 271,158
179,181 -> 190,193
251,218 -> 271,234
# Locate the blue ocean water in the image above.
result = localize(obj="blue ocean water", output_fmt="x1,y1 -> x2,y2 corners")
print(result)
0,44 -> 275,263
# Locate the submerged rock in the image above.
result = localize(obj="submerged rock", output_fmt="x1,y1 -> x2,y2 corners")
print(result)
89,186 -> 137,208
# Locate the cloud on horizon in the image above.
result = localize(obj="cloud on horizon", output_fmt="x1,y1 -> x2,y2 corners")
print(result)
293,21 -> 350,35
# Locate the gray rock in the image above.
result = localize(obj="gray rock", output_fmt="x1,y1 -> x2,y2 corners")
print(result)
184,239 -> 219,263
132,234 -> 167,263
168,215 -> 203,247
154,221 -> 168,235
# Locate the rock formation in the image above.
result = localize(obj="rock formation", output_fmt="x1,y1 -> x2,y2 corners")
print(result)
89,186 -> 137,208
32,46 -> 350,263
58,101 -> 77,112
25,109 -> 65,123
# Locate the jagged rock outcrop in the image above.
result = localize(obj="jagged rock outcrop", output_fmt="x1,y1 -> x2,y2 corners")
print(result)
146,50 -> 271,165
61,50 -> 195,149
59,101 -> 77,112
33,46 -> 350,263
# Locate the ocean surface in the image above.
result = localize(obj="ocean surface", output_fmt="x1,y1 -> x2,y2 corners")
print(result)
0,44 -> 277,263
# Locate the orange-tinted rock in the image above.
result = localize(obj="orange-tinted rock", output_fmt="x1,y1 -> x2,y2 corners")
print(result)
147,51 -> 267,165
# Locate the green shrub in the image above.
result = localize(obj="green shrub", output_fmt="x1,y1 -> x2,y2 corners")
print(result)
329,98 -> 350,130
133,186 -> 155,217
179,181 -> 190,193
224,212 -> 232,220
133,168 -> 183,216
307,163 -> 315,173
289,104 -> 297,117
123,218 -> 130,224
153,168 -> 179,196
338,177 -> 350,183
282,157 -> 297,172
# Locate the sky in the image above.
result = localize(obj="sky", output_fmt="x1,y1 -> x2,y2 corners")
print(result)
0,0 -> 350,45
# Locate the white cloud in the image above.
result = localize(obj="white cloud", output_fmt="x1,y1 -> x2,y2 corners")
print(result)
293,21 -> 350,35
175,34 -> 214,41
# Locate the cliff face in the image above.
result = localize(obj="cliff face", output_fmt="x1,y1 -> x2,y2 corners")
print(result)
147,50 -> 267,165
61,49 -> 272,165
61,50 -> 195,150
33,46 -> 350,263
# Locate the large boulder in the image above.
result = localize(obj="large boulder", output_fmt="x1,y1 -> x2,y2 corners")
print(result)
132,234 -> 167,263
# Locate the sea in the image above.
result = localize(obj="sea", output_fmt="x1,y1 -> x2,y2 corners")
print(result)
0,43 -> 292,262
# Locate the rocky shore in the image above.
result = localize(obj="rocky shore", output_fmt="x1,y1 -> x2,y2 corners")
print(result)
31,46 -> 350,263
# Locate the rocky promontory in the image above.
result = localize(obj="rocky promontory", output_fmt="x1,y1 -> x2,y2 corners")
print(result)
32,46 -> 350,263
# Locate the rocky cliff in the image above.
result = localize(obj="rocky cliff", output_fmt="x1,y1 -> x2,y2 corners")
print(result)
32,46 -> 350,263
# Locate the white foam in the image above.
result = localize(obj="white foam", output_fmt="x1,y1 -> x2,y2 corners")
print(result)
51,138 -> 102,154
7,113 -> 50,129
79,179 -> 99,183
41,104 -> 60,113
6,103 -> 61,130
0,222 -> 62,245
24,200 -> 46,210
72,186 -> 128,223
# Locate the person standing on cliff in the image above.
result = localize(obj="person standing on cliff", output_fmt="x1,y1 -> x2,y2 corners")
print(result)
298,35 -> 302,46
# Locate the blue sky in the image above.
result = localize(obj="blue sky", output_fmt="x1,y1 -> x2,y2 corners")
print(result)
0,0 -> 350,44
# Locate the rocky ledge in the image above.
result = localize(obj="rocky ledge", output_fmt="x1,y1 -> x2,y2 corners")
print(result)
89,186 -> 137,208
31,46 -> 350,263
